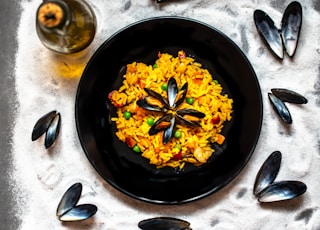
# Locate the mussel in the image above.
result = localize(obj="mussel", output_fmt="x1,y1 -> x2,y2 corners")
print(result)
271,88 -> 307,104
254,151 -> 307,203
58,204 -> 98,222
253,151 -> 281,195
167,77 -> 188,108
56,183 -> 97,222
268,92 -> 292,124
136,88 -> 169,112
281,1 -> 303,57
268,88 -> 307,124
253,1 -> 302,60
32,110 -> 61,148
176,108 -> 205,127
257,181 -> 307,203
31,110 -> 57,141
138,217 -> 192,230
45,112 -> 61,149
149,114 -> 176,144
137,77 -> 205,144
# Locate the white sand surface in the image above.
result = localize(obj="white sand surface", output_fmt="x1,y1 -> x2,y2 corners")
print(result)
12,0 -> 320,229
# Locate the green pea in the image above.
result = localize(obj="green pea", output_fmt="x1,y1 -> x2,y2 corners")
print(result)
186,97 -> 195,105
161,84 -> 168,91
123,111 -> 131,120
133,145 -> 141,153
213,80 -> 219,85
174,130 -> 182,139
153,63 -> 158,68
146,117 -> 154,126
174,143 -> 182,150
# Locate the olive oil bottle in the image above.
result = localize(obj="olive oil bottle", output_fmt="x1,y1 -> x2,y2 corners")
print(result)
36,0 -> 96,54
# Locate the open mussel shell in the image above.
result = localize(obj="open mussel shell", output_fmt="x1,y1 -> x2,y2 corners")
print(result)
145,88 -> 169,109
149,114 -> 173,135
149,114 -> 176,144
57,183 -> 82,217
254,151 -> 282,195
268,93 -> 292,124
31,110 -> 57,141
163,116 -> 176,144
45,112 -> 61,149
167,77 -> 179,108
173,82 -> 188,108
138,217 -> 191,230
176,108 -> 205,127
58,204 -> 98,222
281,1 -> 302,57
254,9 -> 284,60
176,108 -> 205,118
257,181 -> 307,203
271,88 -> 307,104
137,98 -> 167,112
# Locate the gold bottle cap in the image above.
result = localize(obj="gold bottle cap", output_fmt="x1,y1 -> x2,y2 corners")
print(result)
37,1 -> 66,28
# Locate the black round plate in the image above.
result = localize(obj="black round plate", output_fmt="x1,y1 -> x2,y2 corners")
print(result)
75,17 -> 263,204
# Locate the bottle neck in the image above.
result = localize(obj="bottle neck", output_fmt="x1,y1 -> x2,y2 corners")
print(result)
37,0 -> 71,34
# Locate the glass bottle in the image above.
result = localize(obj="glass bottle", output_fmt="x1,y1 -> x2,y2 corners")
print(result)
36,0 -> 96,54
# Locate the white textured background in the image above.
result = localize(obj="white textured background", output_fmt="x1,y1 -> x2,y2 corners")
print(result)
12,0 -> 320,229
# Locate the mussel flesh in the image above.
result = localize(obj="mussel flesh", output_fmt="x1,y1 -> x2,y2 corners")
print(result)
57,183 -> 97,222
268,92 -> 292,124
176,108 -> 205,127
253,1 -> 302,60
149,114 -> 173,135
149,114 -> 176,144
257,181 -> 307,203
138,217 -> 191,230
173,83 -> 188,108
271,88 -> 307,104
137,88 -> 169,112
254,151 -> 282,195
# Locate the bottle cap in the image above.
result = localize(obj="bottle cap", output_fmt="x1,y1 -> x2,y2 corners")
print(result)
37,1 -> 68,28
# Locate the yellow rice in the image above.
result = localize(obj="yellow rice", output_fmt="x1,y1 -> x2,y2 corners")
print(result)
109,51 -> 233,169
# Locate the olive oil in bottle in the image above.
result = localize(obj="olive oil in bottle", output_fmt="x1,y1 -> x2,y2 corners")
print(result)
36,0 -> 96,54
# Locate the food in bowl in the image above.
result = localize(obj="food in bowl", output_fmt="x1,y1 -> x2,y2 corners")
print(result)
109,51 -> 233,169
